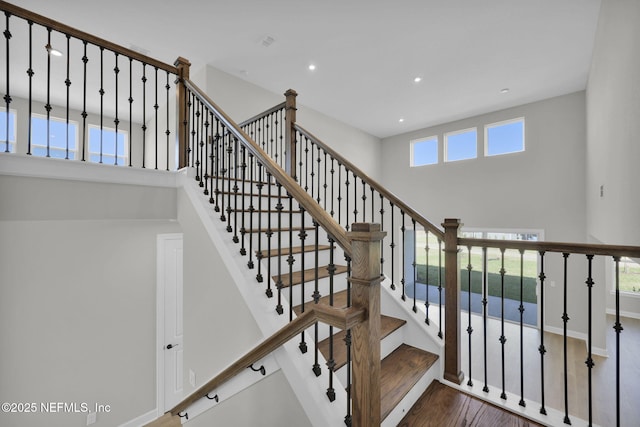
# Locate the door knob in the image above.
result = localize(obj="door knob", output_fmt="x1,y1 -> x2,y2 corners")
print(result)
166,343 -> 179,350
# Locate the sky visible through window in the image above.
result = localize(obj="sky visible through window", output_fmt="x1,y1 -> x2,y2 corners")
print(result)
486,119 -> 524,156
446,129 -> 477,162
412,137 -> 437,166
1,110 -> 16,152
31,116 -> 77,159
89,127 -> 127,165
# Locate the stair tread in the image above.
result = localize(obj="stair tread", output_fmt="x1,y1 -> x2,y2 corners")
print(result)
231,209 -> 302,213
218,191 -> 287,198
293,290 -> 349,315
317,315 -> 407,371
381,343 -> 439,421
257,245 -> 333,258
272,265 -> 348,288
397,381 -> 543,427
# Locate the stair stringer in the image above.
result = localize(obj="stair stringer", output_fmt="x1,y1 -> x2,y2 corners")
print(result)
180,170 -> 347,427
379,277 -> 445,427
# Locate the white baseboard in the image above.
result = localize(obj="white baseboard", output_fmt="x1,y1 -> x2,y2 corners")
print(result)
544,325 -> 608,357
118,408 -> 158,427
606,308 -> 640,320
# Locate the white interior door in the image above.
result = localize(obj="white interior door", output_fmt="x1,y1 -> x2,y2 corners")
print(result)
158,234 -> 184,412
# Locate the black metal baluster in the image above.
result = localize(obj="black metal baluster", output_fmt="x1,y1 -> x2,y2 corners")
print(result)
437,238 -> 444,339
226,135 -> 234,232
165,72 -> 170,170
330,158 -> 335,218
323,152 -> 328,210
466,246 -> 473,387
154,66 -> 159,169
255,162 -> 264,279
499,248 -> 507,400
585,254 -> 595,426
279,110 -> 284,167
401,211 -> 406,300
352,173 -> 357,222
99,46 -> 104,162
345,169 -> 350,231
45,28 -> 52,157
312,219 -> 321,377
239,145 -> 247,256
128,58 -> 133,166
310,141 -> 315,200
213,120 -> 220,211
370,186 -> 374,223
362,181 -> 366,221
247,153 -> 255,270
316,145 -> 321,204
304,137 -> 309,192
518,249 -> 526,407
2,12 -> 10,153
203,116 -> 209,197
379,195 -> 385,278
326,238 -> 336,402
232,138 -> 239,242
114,53 -> 119,165
482,247 -> 489,392
338,164 -> 343,228
287,191 -> 294,320
265,171 -> 273,298
64,35 -> 71,159
219,127 -> 226,222
26,20 -> 33,154
81,41 -> 88,161
141,63 -> 147,168
195,100 -> 201,184
538,251 -> 547,415
412,219 -> 418,312
390,203 -> 396,290
562,252 -> 571,425
298,205 -> 307,353
612,256 -> 622,427
189,92 -> 195,168
425,230 -> 430,324
275,182 -> 284,314
344,252 -> 352,427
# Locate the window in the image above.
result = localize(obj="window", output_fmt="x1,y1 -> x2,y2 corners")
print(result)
0,108 -> 16,153
485,118 -> 525,156
411,136 -> 438,166
31,115 -> 78,159
445,128 -> 477,162
616,257 -> 640,294
89,126 -> 128,166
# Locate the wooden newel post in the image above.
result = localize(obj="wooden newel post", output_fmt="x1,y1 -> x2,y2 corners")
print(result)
347,223 -> 386,427
442,218 -> 464,384
174,57 -> 191,170
284,89 -> 298,181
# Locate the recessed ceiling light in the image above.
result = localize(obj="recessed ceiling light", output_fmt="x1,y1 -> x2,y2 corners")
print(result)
399,118 -> 404,123
500,88 -> 510,94
308,64 -> 316,71
414,77 -> 422,83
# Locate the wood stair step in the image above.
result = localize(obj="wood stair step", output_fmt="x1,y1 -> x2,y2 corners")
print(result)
317,315 -> 406,371
218,191 -> 287,198
272,265 -> 348,288
381,344 -> 439,421
257,245 -> 333,258
293,289 -> 349,315
245,226 -> 315,234
397,381 -> 543,427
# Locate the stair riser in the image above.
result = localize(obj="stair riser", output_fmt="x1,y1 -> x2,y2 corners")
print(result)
275,275 -> 349,308
259,251 -> 336,279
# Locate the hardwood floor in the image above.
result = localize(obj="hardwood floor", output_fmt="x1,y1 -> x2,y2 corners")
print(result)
398,381 -> 543,427
451,311 -> 640,426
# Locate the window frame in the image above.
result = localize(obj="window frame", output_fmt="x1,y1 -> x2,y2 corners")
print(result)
0,107 -> 17,153
484,117 -> 525,157
410,135 -> 438,167
444,127 -> 477,163
30,113 -> 79,159
88,124 -> 129,166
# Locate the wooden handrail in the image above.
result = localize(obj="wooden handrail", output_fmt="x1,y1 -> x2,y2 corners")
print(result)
294,124 -> 445,240
183,78 -> 352,255
0,0 -> 178,74
238,101 -> 286,128
458,237 -> 640,258
169,305 -> 366,416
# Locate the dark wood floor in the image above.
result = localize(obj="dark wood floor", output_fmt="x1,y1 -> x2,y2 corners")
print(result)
398,381 -> 543,427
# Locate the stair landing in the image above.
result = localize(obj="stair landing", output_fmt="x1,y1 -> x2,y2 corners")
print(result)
398,381 -> 543,427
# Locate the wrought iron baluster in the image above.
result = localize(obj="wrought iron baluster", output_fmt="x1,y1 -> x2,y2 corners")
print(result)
247,153 -> 255,270
344,252 -> 352,427
287,191 -> 294,320
323,152 -> 328,210
226,135 -> 234,232
390,203 -> 396,290
462,246 -> 472,387
337,164 -> 343,228
26,20 -> 33,154
231,138 -> 239,242
189,92 -> 195,168
326,238 -> 336,402
585,254 -> 595,426
154,66 -> 159,169
613,256 -> 622,427
499,248 -> 507,400
255,162 -> 264,280
310,141 -> 315,200
312,219 -> 321,377
64,35 -> 71,159
352,173 -> 358,222
265,172 -> 273,298
218,127 -> 227,222
239,145 -> 247,256
437,237 -> 443,339
203,116 -> 210,196
195,100 -> 202,184
330,158 -> 335,218
304,137 -> 309,192
538,251 -> 547,415
518,249 -> 526,407
275,182 -> 284,314
165,71 -> 170,170
298,205 -> 307,353
412,219 -> 418,312
424,230 -> 430,324
361,180 -> 366,221
128,58 -> 133,166
45,28 -> 52,157
141,63 -> 147,168
562,252 -> 571,425
401,211 -> 406,300
114,53 -> 120,165
482,247 -> 489,392
81,41 -> 88,161
316,145 -> 321,203
2,12 -> 10,153
99,46 -> 105,162
379,194 -> 385,278
345,169 -> 350,231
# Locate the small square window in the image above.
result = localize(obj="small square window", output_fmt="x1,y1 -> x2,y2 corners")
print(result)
89,126 -> 128,166
0,108 -> 17,153
445,128 -> 477,162
31,115 -> 78,159
485,118 -> 525,156
411,136 -> 438,166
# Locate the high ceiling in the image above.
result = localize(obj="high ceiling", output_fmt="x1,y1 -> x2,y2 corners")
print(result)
17,0 -> 602,138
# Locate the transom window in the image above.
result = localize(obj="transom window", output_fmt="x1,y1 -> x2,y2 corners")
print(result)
0,108 -> 17,153
31,115 -> 78,159
410,136 -> 438,166
485,118 -> 525,156
88,125 -> 128,166
445,128 -> 477,162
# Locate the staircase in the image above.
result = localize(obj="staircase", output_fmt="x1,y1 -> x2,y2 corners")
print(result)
214,173 -> 442,425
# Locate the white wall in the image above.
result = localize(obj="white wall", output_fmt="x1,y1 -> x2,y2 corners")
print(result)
193,65 -> 383,181
0,175 -> 180,427
586,0 -> 640,314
